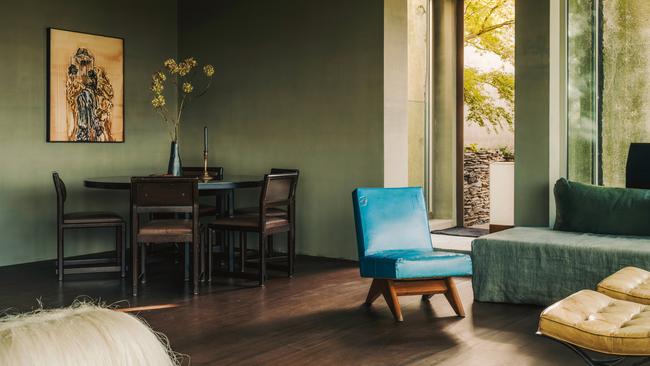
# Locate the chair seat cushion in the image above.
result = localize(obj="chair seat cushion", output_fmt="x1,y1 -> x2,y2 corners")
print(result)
234,207 -> 287,217
598,267 -> 650,305
63,211 -> 123,224
538,289 -> 650,356
210,216 -> 289,230
360,249 -> 472,279
138,220 -> 192,236
199,204 -> 219,217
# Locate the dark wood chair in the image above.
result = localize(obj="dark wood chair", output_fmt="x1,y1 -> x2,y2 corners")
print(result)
130,176 -> 200,296
182,166 -> 225,218
183,166 -> 228,280
207,172 -> 298,286
52,172 -> 126,281
234,168 -> 299,257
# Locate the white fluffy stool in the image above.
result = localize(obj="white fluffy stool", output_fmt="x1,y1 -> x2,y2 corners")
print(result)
0,303 -> 180,366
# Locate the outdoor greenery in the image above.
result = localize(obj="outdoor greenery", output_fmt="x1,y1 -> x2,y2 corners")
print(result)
464,0 -> 514,132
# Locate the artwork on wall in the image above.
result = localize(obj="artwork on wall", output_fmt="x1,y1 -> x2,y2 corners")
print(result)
47,28 -> 124,142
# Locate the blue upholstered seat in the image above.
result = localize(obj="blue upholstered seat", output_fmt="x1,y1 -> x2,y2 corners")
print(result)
352,187 -> 472,280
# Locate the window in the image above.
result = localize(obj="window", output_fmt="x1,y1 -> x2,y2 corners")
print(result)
567,0 -> 650,187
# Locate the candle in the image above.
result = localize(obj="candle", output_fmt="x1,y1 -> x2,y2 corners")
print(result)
203,126 -> 208,153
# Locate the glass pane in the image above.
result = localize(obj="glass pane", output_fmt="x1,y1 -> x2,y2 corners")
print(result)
568,0 -> 650,187
567,0 -> 597,184
601,0 -> 650,187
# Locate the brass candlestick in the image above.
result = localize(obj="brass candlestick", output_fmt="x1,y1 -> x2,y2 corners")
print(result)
201,151 -> 213,180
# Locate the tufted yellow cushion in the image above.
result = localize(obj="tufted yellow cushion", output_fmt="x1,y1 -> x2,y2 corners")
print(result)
598,267 -> 650,305
538,290 -> 650,356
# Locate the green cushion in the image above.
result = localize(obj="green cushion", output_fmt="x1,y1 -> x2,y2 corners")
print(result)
554,177 -> 650,236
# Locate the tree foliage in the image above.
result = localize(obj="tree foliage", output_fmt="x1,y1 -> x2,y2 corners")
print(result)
464,0 -> 515,132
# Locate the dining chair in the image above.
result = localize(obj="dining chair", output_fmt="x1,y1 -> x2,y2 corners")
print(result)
207,172 -> 298,286
182,166 -> 229,281
235,168 -> 299,257
52,172 -> 126,281
130,176 -> 200,296
352,187 -> 472,321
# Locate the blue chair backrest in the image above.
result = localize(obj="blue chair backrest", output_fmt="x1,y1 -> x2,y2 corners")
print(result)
352,187 -> 433,258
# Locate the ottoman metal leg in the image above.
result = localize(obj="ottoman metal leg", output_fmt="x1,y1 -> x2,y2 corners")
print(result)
537,333 -> 649,366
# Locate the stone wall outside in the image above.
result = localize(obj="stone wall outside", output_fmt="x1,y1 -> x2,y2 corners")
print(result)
463,149 -> 513,227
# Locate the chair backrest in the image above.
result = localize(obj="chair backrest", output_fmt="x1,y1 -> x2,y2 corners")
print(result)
626,143 -> 650,189
52,172 -> 66,221
270,168 -> 299,175
182,166 -> 224,180
131,177 -> 198,215
259,172 -> 298,212
352,187 -> 433,258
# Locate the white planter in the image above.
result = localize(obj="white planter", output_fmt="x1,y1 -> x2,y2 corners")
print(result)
489,162 -> 514,226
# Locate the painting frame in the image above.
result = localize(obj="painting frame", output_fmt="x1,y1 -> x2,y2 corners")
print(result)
47,28 -> 125,143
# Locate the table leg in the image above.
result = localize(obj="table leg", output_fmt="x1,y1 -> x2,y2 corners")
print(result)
228,231 -> 235,272
228,189 -> 235,217
184,244 -> 190,281
227,189 -> 235,272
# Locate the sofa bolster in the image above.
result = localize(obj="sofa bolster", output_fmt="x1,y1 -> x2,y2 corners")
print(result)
554,177 -> 650,236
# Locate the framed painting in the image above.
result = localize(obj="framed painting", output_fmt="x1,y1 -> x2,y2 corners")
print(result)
47,28 -> 124,142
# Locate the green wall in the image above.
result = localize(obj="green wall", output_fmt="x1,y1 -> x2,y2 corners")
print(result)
514,0 -> 550,226
178,0 -> 384,260
0,0 -> 178,266
0,0 -> 553,265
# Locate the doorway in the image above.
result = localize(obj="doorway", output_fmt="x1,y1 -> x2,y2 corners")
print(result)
460,0 -> 515,232
411,0 -> 515,235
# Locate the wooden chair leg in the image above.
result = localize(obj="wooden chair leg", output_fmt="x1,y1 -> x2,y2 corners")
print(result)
207,229 -> 213,282
226,231 -> 233,272
120,224 -> 126,278
287,229 -> 293,277
57,227 -> 64,281
268,235 -> 274,257
443,277 -> 465,317
365,279 -> 384,305
287,226 -> 296,277
259,234 -> 266,287
140,244 -> 147,284
132,242 -> 139,296
184,243 -> 190,282
193,241 -> 199,295
200,228 -> 205,283
382,280 -> 403,322
115,226 -> 121,268
239,232 -> 245,272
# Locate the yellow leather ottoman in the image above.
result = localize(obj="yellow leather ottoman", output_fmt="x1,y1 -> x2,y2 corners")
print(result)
598,267 -> 650,305
538,290 -> 650,364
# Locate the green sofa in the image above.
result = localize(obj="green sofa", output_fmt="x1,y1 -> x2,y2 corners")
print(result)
471,226 -> 650,305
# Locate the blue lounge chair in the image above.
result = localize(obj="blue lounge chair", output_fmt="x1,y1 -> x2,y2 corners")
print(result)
352,187 -> 472,321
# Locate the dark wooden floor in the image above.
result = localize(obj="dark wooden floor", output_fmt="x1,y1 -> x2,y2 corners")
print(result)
0,254 -> 619,366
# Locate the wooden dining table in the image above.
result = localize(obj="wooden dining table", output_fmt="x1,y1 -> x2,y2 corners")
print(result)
84,174 -> 263,216
84,174 -> 264,277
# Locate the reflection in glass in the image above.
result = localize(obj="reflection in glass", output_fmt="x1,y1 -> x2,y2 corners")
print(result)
567,0 -> 650,187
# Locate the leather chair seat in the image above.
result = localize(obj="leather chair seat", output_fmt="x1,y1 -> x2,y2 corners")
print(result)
210,216 -> 289,230
199,204 -> 219,217
598,267 -> 650,305
234,207 -> 287,217
138,219 -> 193,235
360,249 -> 472,279
63,211 -> 123,224
538,289 -> 650,356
